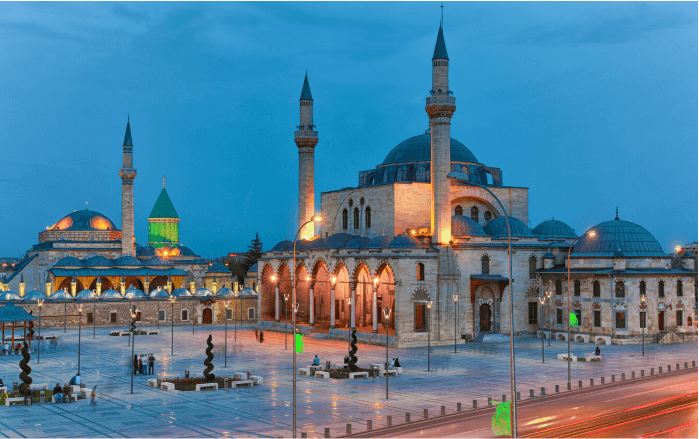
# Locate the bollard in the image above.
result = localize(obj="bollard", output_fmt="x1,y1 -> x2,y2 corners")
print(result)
612,375 -> 615,383
601,377 -> 605,384
541,387 -> 545,396
39,391 -> 45,404
387,416 -> 392,426
157,377 -> 162,388
501,395 -> 506,402
590,378 -> 594,386
301,433 -> 307,438
621,373 -> 625,381
488,397 -> 493,406
516,392 -> 521,401
578,380 -> 582,389
473,400 -> 477,409
555,385 -> 559,393
424,409 -> 429,418
441,406 -> 446,415
530,389 -> 535,398
367,420 -> 372,431
346,424 -> 351,435
567,382 -> 571,391
13,381 -> 18,392
324,428 -> 330,438
406,412 -> 411,422
457,402 -> 462,412
651,368 -> 654,376
641,370 -> 645,377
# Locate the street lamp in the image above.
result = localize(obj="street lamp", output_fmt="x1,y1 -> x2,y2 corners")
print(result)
77,305 -> 83,375
448,171 -> 517,437
129,304 -> 138,395
169,295 -> 176,356
37,299 -> 44,364
426,300 -> 432,371
383,306 -> 392,399
546,291 -> 552,347
372,277 -> 380,334
284,293 -> 290,350
92,295 -> 96,339
452,294 -> 459,353
347,296 -> 352,354
538,296 -> 547,363
234,288 -> 239,341
223,300 -> 230,367
292,214 -> 322,439
641,294 -> 646,356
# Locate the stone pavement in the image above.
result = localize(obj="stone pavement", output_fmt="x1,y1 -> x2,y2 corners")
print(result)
0,325 -> 695,438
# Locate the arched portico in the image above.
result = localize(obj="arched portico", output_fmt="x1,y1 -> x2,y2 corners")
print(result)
260,264 -> 276,321
375,263 -> 396,332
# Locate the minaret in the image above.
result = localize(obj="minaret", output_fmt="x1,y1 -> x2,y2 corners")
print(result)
295,73 -> 318,238
119,117 -> 137,256
426,24 -> 455,244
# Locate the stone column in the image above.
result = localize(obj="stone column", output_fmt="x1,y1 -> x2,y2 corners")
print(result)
351,285 -> 356,330
330,287 -> 336,329
275,284 -> 280,323
309,287 -> 315,327
372,286 -> 378,333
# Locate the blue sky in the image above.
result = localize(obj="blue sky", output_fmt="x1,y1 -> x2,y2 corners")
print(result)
0,1 -> 696,257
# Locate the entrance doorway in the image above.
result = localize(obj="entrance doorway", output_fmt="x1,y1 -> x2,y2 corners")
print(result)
479,304 -> 491,333
203,308 -> 213,324
658,311 -> 664,331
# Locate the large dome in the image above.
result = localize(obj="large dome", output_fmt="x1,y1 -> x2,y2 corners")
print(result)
49,209 -> 118,231
382,134 -> 479,165
572,218 -> 665,257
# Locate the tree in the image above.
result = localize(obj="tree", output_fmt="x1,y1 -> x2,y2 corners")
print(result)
242,233 -> 263,272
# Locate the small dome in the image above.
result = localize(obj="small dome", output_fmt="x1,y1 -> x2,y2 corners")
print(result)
24,290 -> 47,300
484,216 -> 533,237
216,287 -> 234,297
54,257 -> 84,268
100,289 -> 123,299
248,262 -> 258,273
366,236 -> 391,248
195,288 -> 213,297
295,239 -> 313,250
207,262 -> 230,273
85,256 -> 112,268
149,288 -> 170,297
114,256 -> 141,267
75,289 -> 97,299
388,234 -> 423,249
307,238 -> 326,249
178,246 -> 197,257
143,256 -> 171,266
382,134 -> 479,165
543,252 -> 555,259
0,291 -> 21,301
271,240 -> 294,251
240,287 -> 257,296
172,288 -> 192,297
346,236 -> 371,249
125,288 -> 146,298
682,251 -> 693,258
572,218 -> 665,257
50,290 -> 72,299
452,216 -> 486,236
322,233 -> 356,249
532,219 -> 576,238
137,245 -> 157,257
49,209 -> 118,232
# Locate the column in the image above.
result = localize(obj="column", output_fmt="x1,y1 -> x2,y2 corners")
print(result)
275,284 -> 280,322
330,287 -> 336,329
372,286 -> 378,333
351,285 -> 356,330
309,287 -> 315,327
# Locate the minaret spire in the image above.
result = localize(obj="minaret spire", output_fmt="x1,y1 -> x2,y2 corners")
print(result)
295,73 -> 318,238
119,117 -> 137,256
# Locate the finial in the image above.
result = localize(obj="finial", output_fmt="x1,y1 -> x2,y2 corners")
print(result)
615,206 -> 619,220
86,201 -> 88,210
127,113 -> 129,123
441,3 -> 444,27
163,176 -> 166,189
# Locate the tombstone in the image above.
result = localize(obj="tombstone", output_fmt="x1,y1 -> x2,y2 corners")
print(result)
223,378 -> 229,389
185,370 -> 190,379
13,381 -> 18,392
326,361 -> 331,371
39,391 -> 45,404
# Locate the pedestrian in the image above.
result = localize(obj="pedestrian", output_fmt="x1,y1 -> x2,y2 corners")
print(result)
255,329 -> 259,341
595,346 -> 601,356
139,356 -> 145,375
90,385 -> 97,409
148,353 -> 155,375
133,354 -> 139,375
259,331 -> 264,343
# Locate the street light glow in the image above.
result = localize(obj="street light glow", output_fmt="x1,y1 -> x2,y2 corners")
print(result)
313,215 -> 322,222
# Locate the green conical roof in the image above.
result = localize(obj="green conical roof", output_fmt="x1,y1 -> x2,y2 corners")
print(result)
432,25 -> 449,60
123,119 -> 133,147
300,74 -> 313,101
149,188 -> 179,219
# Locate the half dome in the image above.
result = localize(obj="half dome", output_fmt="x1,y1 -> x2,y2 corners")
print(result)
271,240 -> 294,252
172,288 -> 192,297
179,246 -> 197,257
484,216 -> 533,237
240,287 -> 257,296
572,218 -> 665,257
149,288 -> 170,297
532,219 -> 576,239
24,290 -> 47,300
0,291 -> 21,301
100,290 -> 123,299
216,287 -> 234,297
76,289 -> 97,299
50,290 -> 71,299
195,288 -> 213,297
382,134 -> 479,165
125,287 -> 146,298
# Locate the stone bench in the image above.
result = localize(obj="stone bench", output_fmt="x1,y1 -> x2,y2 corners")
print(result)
161,382 -> 175,391
298,368 -> 311,376
5,397 -> 25,406
195,383 -> 218,391
250,376 -> 264,385
555,333 -> 568,341
371,363 -> 385,370
557,353 -> 577,361
0,386 -> 6,394
147,379 -> 158,387
537,330 -> 551,340
80,388 -> 92,398
380,369 -> 397,377
232,380 -> 253,388
391,367 -> 403,374
310,365 -> 324,371
147,331 -> 160,335
584,354 -> 602,362
315,371 -> 329,379
349,372 -> 369,379
68,393 -> 79,402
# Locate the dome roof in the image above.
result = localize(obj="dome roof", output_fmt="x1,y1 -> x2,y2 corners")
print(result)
543,252 -> 555,259
125,287 -> 146,298
49,209 -> 118,232
50,289 -> 71,299
322,233 -> 356,249
346,236 -> 371,249
682,251 -> 694,258
149,288 -> 170,297
240,287 -> 257,296
85,256 -> 112,268
532,219 -> 576,238
0,291 -> 21,301
179,246 -> 197,257
207,262 -> 230,273
388,234 -> 423,249
452,216 -> 487,236
307,238 -> 326,249
143,256 -> 171,266
100,289 -> 123,299
195,288 -> 213,297
366,235 -> 391,248
114,256 -> 141,267
137,245 -> 157,257
216,287 -> 234,297
271,240 -> 294,252
172,288 -> 192,297
295,239 -> 313,250
382,134 -> 479,165
24,290 -> 47,300
572,218 -> 665,257
76,289 -> 97,299
248,262 -> 258,273
54,257 -> 84,268
484,216 -> 533,237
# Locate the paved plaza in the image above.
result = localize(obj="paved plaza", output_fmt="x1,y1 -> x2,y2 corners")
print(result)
0,324 -> 696,438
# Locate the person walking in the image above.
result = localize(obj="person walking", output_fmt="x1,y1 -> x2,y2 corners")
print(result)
259,331 -> 264,343
148,354 -> 155,375
133,354 -> 139,375
90,385 -> 97,409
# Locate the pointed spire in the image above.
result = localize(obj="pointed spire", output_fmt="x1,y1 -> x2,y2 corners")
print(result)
123,117 -> 133,147
300,73 -> 313,101
163,176 -> 166,189
432,24 -> 449,60
615,206 -> 619,220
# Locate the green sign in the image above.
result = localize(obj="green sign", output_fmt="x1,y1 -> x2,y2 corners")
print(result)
570,313 -> 579,327
491,401 -> 511,436
295,333 -> 304,353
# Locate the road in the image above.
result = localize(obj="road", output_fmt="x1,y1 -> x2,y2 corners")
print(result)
347,368 -> 698,438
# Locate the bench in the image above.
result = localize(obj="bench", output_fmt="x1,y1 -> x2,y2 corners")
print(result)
250,376 -> 264,385
371,363 -> 385,370
70,385 -> 81,394
5,397 -> 24,406
298,368 -> 311,376
147,379 -> 158,387
391,367 -> 403,374
68,393 -> 78,402
310,365 -> 324,371
594,336 -> 611,345
161,382 -> 175,391
147,331 -> 160,335
195,383 -> 218,391
557,354 -> 577,361
349,372 -> 369,379
380,369 -> 397,377
584,354 -> 602,362
232,380 -> 253,388
315,371 -> 329,379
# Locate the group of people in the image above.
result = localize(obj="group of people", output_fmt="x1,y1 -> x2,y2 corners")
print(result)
0,342 -> 26,355
254,330 -> 265,343
339,354 -> 402,369
133,353 -> 155,375
52,373 -> 82,403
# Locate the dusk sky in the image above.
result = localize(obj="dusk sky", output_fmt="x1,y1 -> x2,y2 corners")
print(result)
0,1 -> 696,258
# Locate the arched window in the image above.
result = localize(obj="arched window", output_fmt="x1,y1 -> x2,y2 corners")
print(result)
342,209 -> 348,230
677,279 -> 683,296
640,281 -> 646,296
484,211 -> 492,221
658,280 -> 665,297
416,166 -> 426,182
353,207 -> 359,229
593,280 -> 600,297
481,255 -> 489,275
397,166 -> 407,182
615,281 -> 625,298
417,263 -> 425,281
471,206 -> 479,222
365,207 -> 371,229
455,205 -> 463,216
555,279 -> 562,296
368,176 -> 375,185
528,256 -> 537,279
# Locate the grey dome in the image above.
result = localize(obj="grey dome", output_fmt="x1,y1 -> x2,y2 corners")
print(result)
24,290 -> 47,300
532,219 -> 576,238
382,134 -> 479,165
114,256 -> 141,267
543,252 -> 555,259
149,288 -> 170,297
366,236 -> 391,248
54,257 -> 84,268
296,239 -> 313,250
346,236 -> 370,249
272,240 -> 294,251
452,216 -> 487,236
76,289 -> 97,299
307,238 -> 326,249
137,245 -> 157,256
143,256 -> 171,266
49,209 -> 118,231
388,234 -> 423,249
179,246 -> 197,257
322,233 -> 356,249
100,290 -> 123,299
248,262 -> 258,273
50,290 -> 71,299
216,287 -> 234,297
572,218 -> 665,257
195,288 -> 213,297
172,288 -> 192,297
85,256 -> 112,268
207,262 -> 229,273
240,287 -> 257,297
0,291 -> 21,301
125,287 -> 146,298
484,216 -> 533,237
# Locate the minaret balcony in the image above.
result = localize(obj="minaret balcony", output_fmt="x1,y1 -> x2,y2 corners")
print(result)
294,130 -> 318,139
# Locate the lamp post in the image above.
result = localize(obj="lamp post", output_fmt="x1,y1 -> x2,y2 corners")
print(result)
223,300 -> 230,367
77,305 -> 83,375
452,294 -> 458,353
447,172 -> 517,437
37,299 -> 43,364
284,293 -> 290,350
426,300 -> 432,371
234,289 -> 239,342
347,296 -> 352,354
169,295 -> 175,356
641,294 -> 646,356
192,297 -> 195,334
546,291 -> 552,347
383,307 -> 391,399
292,215 -> 323,439
130,304 -> 138,394
92,298 -> 96,339
538,296 -> 546,363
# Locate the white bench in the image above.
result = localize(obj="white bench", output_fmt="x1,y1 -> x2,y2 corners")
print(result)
232,380 -> 253,388
584,354 -> 602,362
391,367 -> 403,374
70,385 -> 81,394
68,393 -> 78,402
161,382 -> 175,391
250,376 -> 264,385
315,371 -> 329,379
298,368 -> 311,376
310,365 -> 324,371
5,397 -> 24,406
349,372 -> 369,379
147,331 -> 160,335
380,369 -> 397,377
574,334 -> 590,343
147,378 -> 158,387
195,383 -> 218,391
80,388 -> 92,398
371,363 -> 385,370
557,354 -> 577,361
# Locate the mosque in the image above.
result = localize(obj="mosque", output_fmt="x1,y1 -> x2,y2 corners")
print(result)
258,24 -> 697,347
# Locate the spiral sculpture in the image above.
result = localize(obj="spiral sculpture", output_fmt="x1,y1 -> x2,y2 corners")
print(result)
203,334 -> 215,382
348,329 -> 359,372
18,342 -> 33,396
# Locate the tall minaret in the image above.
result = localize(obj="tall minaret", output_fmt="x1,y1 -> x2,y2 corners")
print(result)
427,24 -> 455,244
295,73 -> 318,238
119,117 -> 137,256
